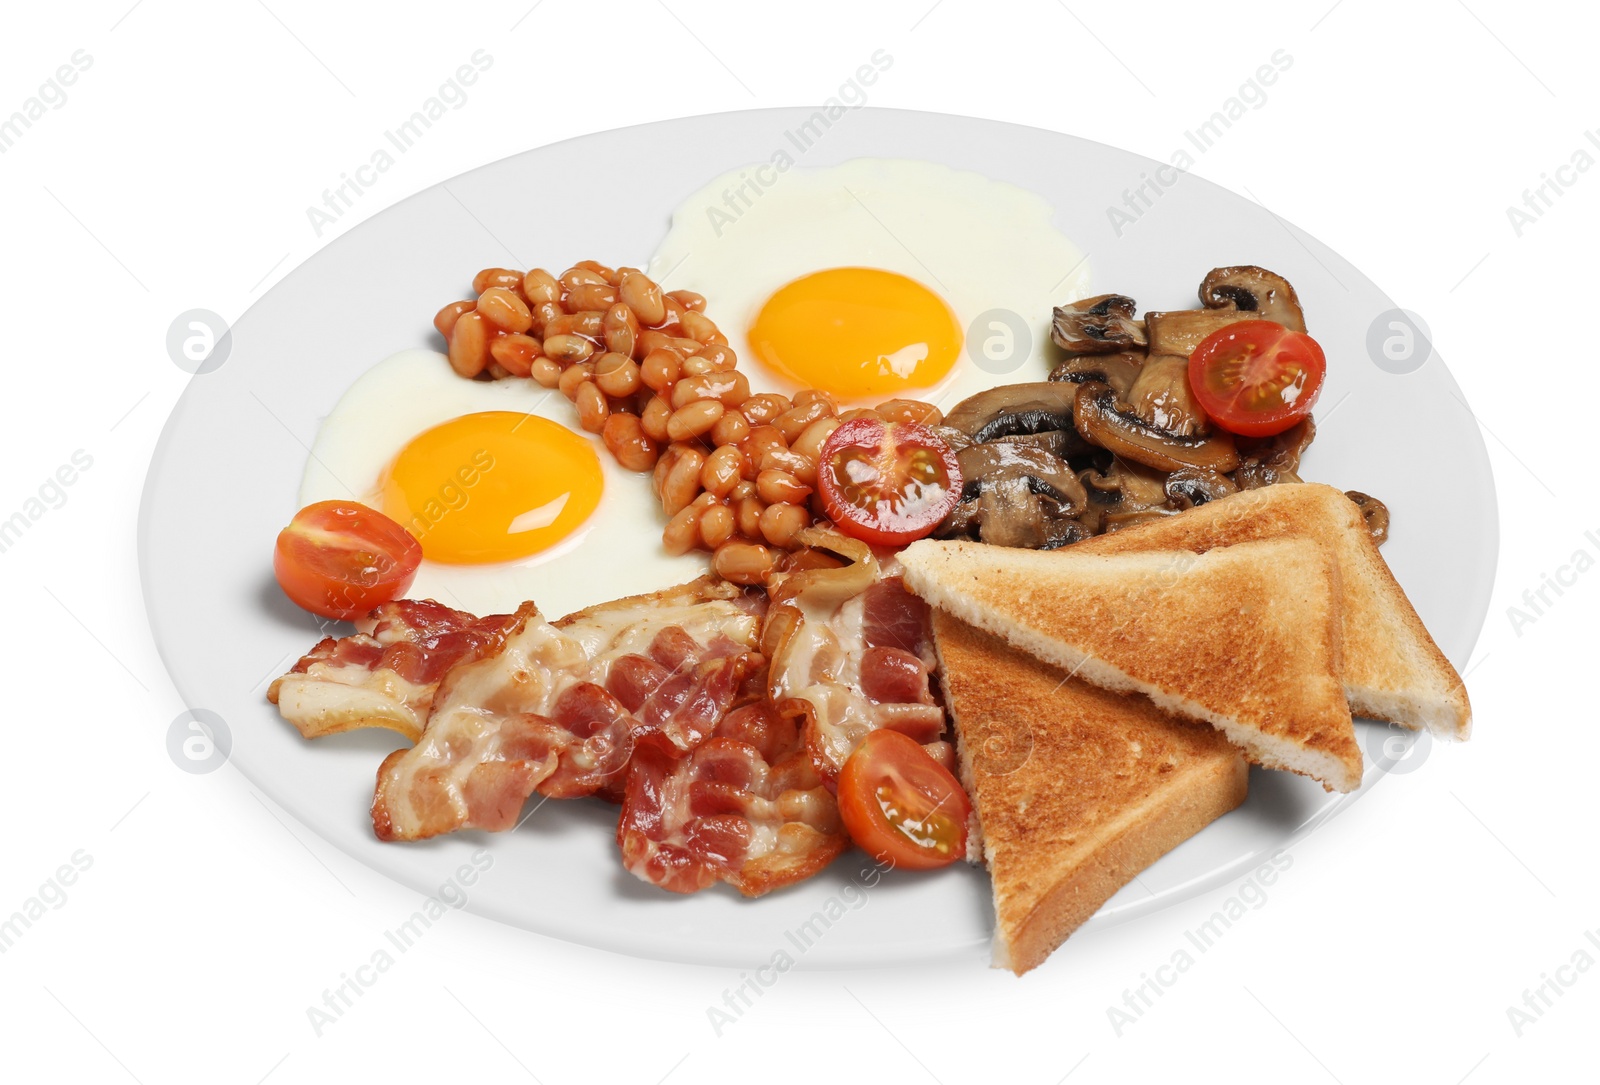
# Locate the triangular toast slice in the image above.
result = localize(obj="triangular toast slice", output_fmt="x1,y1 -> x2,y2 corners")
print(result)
933,612 -> 1249,975
901,536 -> 1363,792
1073,483 -> 1470,739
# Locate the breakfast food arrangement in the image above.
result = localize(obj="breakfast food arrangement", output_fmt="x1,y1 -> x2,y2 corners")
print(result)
263,159 -> 1470,974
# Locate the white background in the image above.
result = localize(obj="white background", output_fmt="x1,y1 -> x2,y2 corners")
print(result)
3,1 -> 1595,1081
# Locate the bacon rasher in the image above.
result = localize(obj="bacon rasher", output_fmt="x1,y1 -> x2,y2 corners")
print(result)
268,599 -> 529,742
370,579 -> 763,841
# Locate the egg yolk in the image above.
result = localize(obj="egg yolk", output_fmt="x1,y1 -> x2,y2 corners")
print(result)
379,411 -> 603,564
749,267 -> 962,400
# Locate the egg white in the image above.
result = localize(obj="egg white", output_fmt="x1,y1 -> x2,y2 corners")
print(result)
646,157 -> 1091,412
297,348 -> 709,619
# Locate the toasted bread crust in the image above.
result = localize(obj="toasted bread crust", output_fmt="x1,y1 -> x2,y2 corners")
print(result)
1073,484 -> 1471,739
934,614 -> 1248,975
903,537 -> 1363,792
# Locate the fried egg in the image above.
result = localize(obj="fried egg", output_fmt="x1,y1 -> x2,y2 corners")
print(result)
299,349 -> 707,617
646,157 -> 1089,409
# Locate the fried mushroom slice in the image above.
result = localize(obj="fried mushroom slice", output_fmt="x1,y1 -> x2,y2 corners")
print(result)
943,383 -> 1079,443
1144,308 -> 1255,357
1123,354 -> 1211,437
1233,418 -> 1315,489
938,441 -> 1089,549
1048,352 -> 1144,398
1345,490 -> 1390,546
1079,457 -> 1171,535
1073,382 -> 1240,474
1164,466 -> 1238,510
1050,294 -> 1147,354
1200,265 -> 1307,333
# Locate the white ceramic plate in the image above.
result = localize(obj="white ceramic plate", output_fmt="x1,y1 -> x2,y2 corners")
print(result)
140,108 -> 1496,968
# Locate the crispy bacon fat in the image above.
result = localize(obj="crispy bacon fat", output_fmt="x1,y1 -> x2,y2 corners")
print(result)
763,529 -> 946,781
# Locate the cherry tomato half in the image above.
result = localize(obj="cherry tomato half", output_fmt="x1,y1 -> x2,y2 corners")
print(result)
1187,319 -> 1327,438
816,417 -> 962,547
837,729 -> 972,871
273,500 -> 422,620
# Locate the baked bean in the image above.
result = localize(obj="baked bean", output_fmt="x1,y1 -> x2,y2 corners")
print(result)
434,300 -> 475,339
671,372 -> 748,410
662,505 -> 702,556
531,299 -> 563,335
692,344 -> 738,372
774,399 -> 833,442
759,447 -> 816,485
574,259 -> 616,283
473,267 -> 524,294
640,348 -> 682,394
574,382 -> 609,432
602,413 -> 658,472
728,479 -> 757,502
741,394 -> 793,425
714,541 -> 775,586
666,289 -> 707,313
593,353 -> 641,398
448,310 -> 490,378
698,502 -> 736,549
619,270 -> 666,326
561,266 -> 609,291
522,268 -> 560,304
567,282 -> 619,311
680,354 -> 714,378
543,334 -> 595,364
666,399 -> 724,442
636,329 -> 678,358
876,398 -> 943,426
734,495 -> 765,538
838,407 -> 880,423
654,444 -> 705,516
793,389 -> 838,411
671,337 -> 705,356
710,409 -> 750,447
477,287 -> 533,334
744,424 -> 789,462
529,356 -> 562,388
700,445 -> 744,498
562,311 -> 607,339
791,416 -> 841,461
489,333 -> 540,377
640,394 -> 673,444
759,502 -> 810,548
757,469 -> 811,506
557,361 -> 594,400
679,310 -> 719,344
602,303 -> 639,358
